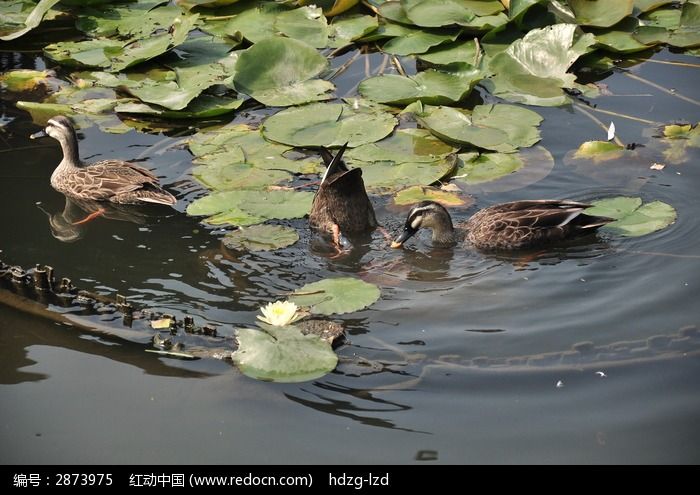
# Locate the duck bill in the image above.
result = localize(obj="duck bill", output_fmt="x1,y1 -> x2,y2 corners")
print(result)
391,227 -> 416,248
30,130 -> 47,140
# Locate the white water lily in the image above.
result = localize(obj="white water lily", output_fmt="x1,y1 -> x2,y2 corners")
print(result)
257,300 -> 304,327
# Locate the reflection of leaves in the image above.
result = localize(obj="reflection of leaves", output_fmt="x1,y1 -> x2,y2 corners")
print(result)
233,324 -> 338,383
572,141 -> 626,162
223,225 -> 299,251
587,197 -> 676,237
290,277 -> 381,315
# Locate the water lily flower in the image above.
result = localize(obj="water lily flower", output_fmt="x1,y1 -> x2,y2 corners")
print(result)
257,300 -> 304,327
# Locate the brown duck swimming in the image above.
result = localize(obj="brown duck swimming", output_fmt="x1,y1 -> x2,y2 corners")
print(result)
30,116 -> 176,205
391,200 -> 613,250
309,143 -> 377,245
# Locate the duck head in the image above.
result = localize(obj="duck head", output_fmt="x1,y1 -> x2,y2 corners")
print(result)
391,201 -> 456,248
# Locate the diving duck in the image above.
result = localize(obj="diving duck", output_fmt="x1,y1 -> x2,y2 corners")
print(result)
309,143 -> 377,245
30,116 -> 176,205
391,200 -> 613,250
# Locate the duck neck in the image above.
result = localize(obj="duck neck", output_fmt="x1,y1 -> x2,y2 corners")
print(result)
55,127 -> 81,170
431,223 -> 456,246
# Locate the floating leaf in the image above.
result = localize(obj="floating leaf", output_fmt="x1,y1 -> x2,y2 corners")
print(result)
359,67 -> 484,105
587,197 -> 677,237
193,163 -> 292,191
328,15 -> 378,48
223,224 -> 299,251
591,18 -> 652,54
634,1 -> 700,48
346,128 -> 456,163
382,26 -> 460,55
402,0 -> 505,29
484,24 -> 595,106
186,190 -> 314,226
262,101 -> 397,147
655,122 -> 700,164
187,124 -> 323,175
275,6 -> 329,48
412,103 -> 542,152
568,0 -> 633,27
290,277 -> 380,315
232,37 -> 333,106
44,12 -> 197,71
572,141 -> 626,162
301,0 -> 361,17
115,95 -> 244,119
393,185 -> 466,206
453,146 -> 555,193
417,39 -> 479,65
0,0 -> 60,41
0,69 -> 52,91
233,325 -> 337,382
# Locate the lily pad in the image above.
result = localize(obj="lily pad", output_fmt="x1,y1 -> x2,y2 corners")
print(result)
301,0 -> 361,16
0,0 -> 60,41
44,12 -> 197,71
345,128 -> 456,163
484,23 -> 596,106
232,36 -> 334,106
417,39 -> 479,66
328,15 -> 379,48
290,277 -> 380,315
233,325 -> 338,382
187,124 -> 323,174
453,146 -> 555,193
186,190 -> 314,226
275,6 -> 329,48
568,0 -> 633,28
382,26 -> 460,55
587,197 -> 677,237
262,101 -> 397,147
0,69 -> 52,91
634,1 -> 700,48
591,18 -> 652,54
359,67 -> 484,105
223,224 -> 299,251
655,122 -> 700,164
412,103 -> 542,152
402,0 -> 505,29
115,95 -> 244,119
393,185 -> 467,206
193,163 -> 292,191
572,141 -> 626,162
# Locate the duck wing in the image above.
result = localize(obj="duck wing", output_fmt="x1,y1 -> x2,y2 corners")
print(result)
78,160 -> 161,199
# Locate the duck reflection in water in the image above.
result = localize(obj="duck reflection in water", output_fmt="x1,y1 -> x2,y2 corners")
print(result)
38,195 -> 159,242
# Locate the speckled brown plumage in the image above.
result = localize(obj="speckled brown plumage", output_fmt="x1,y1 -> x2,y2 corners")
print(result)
393,200 -> 613,251
309,144 -> 377,236
30,116 -> 176,206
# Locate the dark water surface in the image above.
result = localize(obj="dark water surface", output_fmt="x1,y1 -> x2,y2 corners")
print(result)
1,48 -> 699,464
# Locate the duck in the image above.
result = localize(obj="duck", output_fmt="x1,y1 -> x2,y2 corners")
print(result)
30,116 -> 176,205
309,142 -> 377,245
391,200 -> 614,251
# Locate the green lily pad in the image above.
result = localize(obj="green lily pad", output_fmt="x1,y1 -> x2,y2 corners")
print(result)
417,39 -> 479,66
393,185 -> 467,206
328,14 -> 379,48
187,190 -> 314,226
453,146 -> 555,193
346,128 -> 456,163
0,0 -> 60,41
412,103 -> 542,153
187,124 -> 323,174
115,95 -> 244,119
193,163 -> 292,191
592,18 -> 652,54
0,69 -> 52,91
223,224 -> 299,251
304,0 -> 361,17
572,141 -> 626,162
401,0 -> 505,29
275,6 -> 329,48
382,26 -> 460,55
655,122 -> 700,164
587,197 -> 677,237
359,155 -> 457,193
75,2 -> 182,39
484,23 -> 595,106
359,67 -> 484,105
290,277 -> 380,315
262,101 -> 397,147
232,36 -> 334,106
634,1 -> 700,48
233,325 -> 338,382
44,12 -> 197,71
568,0 -> 633,27
176,0 -> 242,8
199,2 -> 281,43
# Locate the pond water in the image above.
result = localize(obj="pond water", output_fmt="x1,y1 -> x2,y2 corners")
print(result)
2,46 -> 700,464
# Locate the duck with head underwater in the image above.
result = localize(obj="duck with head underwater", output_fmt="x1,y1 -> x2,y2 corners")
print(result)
391,200 -> 614,251
309,142 -> 377,247
30,116 -> 176,207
